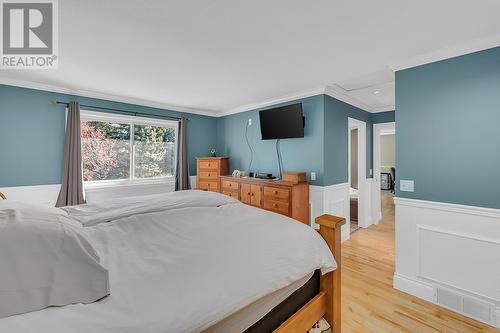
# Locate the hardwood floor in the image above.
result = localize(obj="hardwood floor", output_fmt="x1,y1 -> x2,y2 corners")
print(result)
341,192 -> 499,333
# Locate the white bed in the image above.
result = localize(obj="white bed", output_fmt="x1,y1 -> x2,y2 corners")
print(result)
0,190 -> 336,333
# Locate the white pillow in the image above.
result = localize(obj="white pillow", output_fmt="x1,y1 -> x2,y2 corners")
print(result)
0,202 -> 109,318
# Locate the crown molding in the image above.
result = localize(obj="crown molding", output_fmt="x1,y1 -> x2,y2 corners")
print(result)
223,83 -> 396,116
325,85 -> 368,112
0,77 -> 394,116
370,105 -> 396,113
389,33 -> 500,72
325,85 -> 395,113
220,86 -> 326,116
2,34 -> 498,118
0,77 -> 219,117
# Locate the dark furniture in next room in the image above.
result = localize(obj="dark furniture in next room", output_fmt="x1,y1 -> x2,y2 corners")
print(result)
390,167 -> 396,194
380,172 -> 391,190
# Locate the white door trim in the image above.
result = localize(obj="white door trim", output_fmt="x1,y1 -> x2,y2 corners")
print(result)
348,117 -> 371,228
373,122 -> 395,224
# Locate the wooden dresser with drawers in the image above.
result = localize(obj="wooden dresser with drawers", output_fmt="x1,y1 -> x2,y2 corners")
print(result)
195,157 -> 229,192
219,175 -> 309,224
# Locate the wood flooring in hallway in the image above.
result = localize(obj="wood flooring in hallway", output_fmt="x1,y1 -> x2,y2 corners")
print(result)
341,192 -> 499,333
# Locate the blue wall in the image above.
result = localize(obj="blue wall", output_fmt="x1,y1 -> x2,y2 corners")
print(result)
217,95 -> 325,185
396,46 -> 500,209
324,95 -> 374,184
217,94 -> 373,186
1,85 -> 381,189
0,85 -> 218,187
372,111 -> 395,124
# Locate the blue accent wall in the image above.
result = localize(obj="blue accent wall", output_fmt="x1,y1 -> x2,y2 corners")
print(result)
1,85 -> 379,189
396,46 -> 500,209
372,111 -> 395,124
0,85 -> 218,187
217,95 -> 325,185
324,95 -> 373,184
217,94 -> 373,186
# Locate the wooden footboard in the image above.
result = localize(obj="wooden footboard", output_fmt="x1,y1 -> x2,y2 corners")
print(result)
274,214 -> 344,333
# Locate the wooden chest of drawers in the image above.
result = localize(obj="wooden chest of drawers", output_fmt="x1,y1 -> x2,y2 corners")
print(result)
196,157 -> 229,192
219,176 -> 309,224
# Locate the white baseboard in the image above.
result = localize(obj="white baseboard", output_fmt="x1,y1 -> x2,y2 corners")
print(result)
394,197 -> 500,327
394,273 -> 500,328
393,273 -> 434,302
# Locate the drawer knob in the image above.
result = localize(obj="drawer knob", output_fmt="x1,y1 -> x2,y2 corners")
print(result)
251,193 -> 254,196
229,184 -> 232,187
208,173 -> 211,177
274,203 -> 278,208
274,190 -> 278,195
247,192 -> 251,195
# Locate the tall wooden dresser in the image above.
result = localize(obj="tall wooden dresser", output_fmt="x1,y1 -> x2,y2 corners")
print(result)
196,157 -> 229,192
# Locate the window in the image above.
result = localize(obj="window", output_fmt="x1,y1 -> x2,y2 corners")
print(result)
80,110 -> 177,185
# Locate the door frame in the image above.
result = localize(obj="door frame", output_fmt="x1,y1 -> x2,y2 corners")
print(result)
348,117 -> 370,228
373,122 -> 395,223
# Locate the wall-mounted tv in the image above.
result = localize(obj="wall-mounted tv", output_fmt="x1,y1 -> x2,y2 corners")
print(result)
259,103 -> 304,140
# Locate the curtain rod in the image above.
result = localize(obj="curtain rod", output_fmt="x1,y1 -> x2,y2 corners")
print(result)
51,100 -> 189,121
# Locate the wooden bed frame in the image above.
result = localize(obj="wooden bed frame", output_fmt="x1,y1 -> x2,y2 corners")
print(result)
274,214 -> 344,333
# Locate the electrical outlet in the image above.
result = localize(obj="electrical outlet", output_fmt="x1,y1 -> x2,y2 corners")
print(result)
248,118 -> 252,126
310,172 -> 316,181
400,180 -> 414,192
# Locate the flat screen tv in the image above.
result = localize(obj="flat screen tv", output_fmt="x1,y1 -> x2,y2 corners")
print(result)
259,103 -> 304,140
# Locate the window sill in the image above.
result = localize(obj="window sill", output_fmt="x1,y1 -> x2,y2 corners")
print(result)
84,178 -> 175,190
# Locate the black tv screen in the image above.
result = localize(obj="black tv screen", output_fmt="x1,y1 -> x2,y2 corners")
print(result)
259,103 -> 304,140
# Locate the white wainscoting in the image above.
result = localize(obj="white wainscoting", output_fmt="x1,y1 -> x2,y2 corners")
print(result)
394,197 -> 500,327
0,184 -> 61,206
310,183 -> 350,241
0,176 -> 198,206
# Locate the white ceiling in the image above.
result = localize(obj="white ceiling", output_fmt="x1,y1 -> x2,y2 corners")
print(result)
1,0 -> 500,116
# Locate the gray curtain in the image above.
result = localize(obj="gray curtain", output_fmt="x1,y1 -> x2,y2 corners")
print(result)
175,117 -> 191,191
56,102 -> 86,207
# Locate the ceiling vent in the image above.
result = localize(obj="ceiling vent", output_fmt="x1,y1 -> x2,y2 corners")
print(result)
435,287 -> 495,325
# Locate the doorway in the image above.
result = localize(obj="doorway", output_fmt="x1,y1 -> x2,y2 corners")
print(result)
347,117 -> 368,233
373,122 -> 396,223
349,128 -> 360,233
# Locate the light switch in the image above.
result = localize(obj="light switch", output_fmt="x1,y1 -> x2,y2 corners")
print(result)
400,180 -> 414,192
310,172 -> 316,181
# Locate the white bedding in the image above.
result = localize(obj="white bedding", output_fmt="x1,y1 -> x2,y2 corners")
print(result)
0,191 -> 336,333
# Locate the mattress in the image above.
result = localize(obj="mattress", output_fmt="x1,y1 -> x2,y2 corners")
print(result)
205,272 -> 314,332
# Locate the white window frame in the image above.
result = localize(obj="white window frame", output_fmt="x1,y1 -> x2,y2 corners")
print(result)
80,110 -> 179,189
